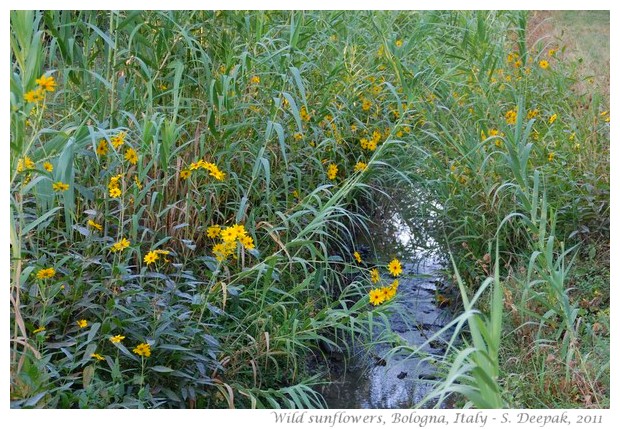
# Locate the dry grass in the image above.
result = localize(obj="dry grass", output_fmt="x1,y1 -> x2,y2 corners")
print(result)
527,10 -> 610,98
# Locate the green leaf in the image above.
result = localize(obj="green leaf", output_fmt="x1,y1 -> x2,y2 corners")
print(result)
151,365 -> 175,373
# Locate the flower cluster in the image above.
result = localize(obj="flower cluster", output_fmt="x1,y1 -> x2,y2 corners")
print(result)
327,163 -> 338,180
209,224 -> 256,262
368,258 -> 402,306
300,106 -> 312,121
110,237 -> 130,253
369,280 -> 399,306
108,174 -> 123,198
24,73 -> 56,104
17,156 -> 36,173
133,342 -> 151,357
505,109 -> 517,125
143,249 -> 171,265
97,132 -> 126,156
359,129 -> 383,152
181,159 -> 226,181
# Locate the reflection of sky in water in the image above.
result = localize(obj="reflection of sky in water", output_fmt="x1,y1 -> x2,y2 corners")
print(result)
387,210 -> 442,266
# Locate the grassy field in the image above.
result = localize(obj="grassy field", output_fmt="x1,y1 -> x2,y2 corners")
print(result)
528,10 -> 610,97
10,10 -> 609,409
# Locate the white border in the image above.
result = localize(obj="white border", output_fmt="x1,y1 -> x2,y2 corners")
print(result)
3,2 -> 617,427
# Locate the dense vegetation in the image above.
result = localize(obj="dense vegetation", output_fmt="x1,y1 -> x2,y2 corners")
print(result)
10,10 -> 609,409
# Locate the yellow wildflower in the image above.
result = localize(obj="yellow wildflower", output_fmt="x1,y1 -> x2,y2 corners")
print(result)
238,234 -> 255,250
361,98 -> 372,111
232,224 -> 247,238
380,287 -> 392,302
91,353 -> 105,361
212,243 -> 230,262
96,139 -> 109,156
250,75 -> 260,84
204,163 -> 226,181
33,326 -> 46,334
549,113 -> 558,125
109,335 -> 125,344
144,251 -> 159,265
221,226 -> 238,243
395,39 -> 403,48
133,343 -> 151,357
124,147 -> 138,165
386,280 -> 398,299
52,181 -> 69,192
110,132 -> 126,149
387,258 -> 403,277
17,156 -> 36,172
600,111 -> 610,122
109,187 -> 122,198
327,163 -> 338,180
77,319 -> 88,329
36,267 -> 56,279
87,219 -> 103,231
24,88 -> 45,104
505,109 -> 517,125
209,169 -> 224,181
354,162 -> 367,172
370,268 -> 380,284
36,74 -> 57,92
300,106 -> 311,121
548,48 -> 556,57
43,161 -> 53,172
180,169 -> 191,180
527,109 -> 539,119
548,152 -> 555,162
384,284 -> 397,301
111,238 -> 130,253
206,225 -> 222,239
353,251 -> 362,263
369,288 -> 385,306
539,60 -> 549,70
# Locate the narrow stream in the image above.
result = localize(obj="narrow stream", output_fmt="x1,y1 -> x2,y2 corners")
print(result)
318,209 -> 455,408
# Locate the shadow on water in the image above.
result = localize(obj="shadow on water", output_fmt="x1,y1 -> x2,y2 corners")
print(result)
316,202 -> 457,409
